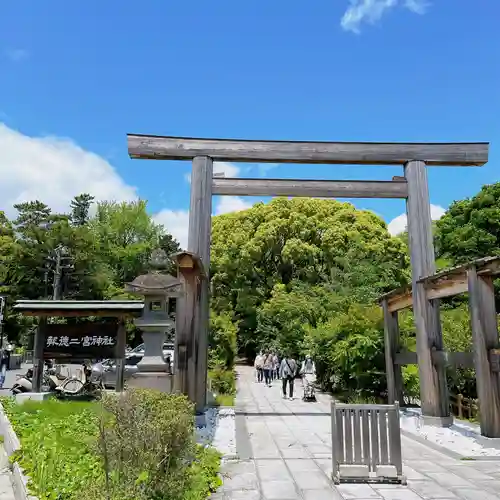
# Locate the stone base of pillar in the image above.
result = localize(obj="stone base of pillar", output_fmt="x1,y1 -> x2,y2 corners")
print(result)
127,373 -> 173,393
195,412 -> 207,427
421,415 -> 454,428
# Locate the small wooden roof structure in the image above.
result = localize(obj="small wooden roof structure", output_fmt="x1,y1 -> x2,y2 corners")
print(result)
378,256 -> 500,313
171,251 -> 207,278
14,300 -> 144,318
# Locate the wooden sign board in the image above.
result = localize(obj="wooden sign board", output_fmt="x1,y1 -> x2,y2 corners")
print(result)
43,322 -> 118,360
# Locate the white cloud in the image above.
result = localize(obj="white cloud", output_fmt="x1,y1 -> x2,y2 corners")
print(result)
184,161 -> 240,183
215,196 -> 252,215
4,48 -> 29,62
0,123 -> 257,251
153,209 -> 190,249
388,204 -> 446,236
154,196 -> 253,250
0,123 -> 137,218
341,0 -> 429,33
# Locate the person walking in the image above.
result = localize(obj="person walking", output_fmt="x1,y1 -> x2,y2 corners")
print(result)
254,351 -> 264,383
279,354 -> 297,400
263,352 -> 274,386
272,352 -> 279,380
300,354 -> 317,401
0,343 -> 12,389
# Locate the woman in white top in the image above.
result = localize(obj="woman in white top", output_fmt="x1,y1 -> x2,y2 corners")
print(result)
254,352 -> 264,383
300,355 -> 317,400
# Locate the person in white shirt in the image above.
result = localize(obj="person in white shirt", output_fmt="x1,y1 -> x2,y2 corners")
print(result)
300,354 -> 317,401
254,351 -> 264,383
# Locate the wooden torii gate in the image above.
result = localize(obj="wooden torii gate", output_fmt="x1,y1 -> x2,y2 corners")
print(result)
379,256 -> 500,437
128,134 -> 489,418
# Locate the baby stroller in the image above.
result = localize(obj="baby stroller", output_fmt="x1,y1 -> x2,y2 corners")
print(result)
301,355 -> 317,402
302,373 -> 317,402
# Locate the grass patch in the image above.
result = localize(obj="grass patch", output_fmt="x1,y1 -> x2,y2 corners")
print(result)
208,368 -> 236,407
0,392 -> 222,500
215,393 -> 235,407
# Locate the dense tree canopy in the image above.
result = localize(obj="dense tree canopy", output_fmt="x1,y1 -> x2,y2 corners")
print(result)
211,197 -> 409,358
0,194 -> 180,346
436,182 -> 500,265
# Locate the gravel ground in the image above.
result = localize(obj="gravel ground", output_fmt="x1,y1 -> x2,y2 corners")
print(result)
400,408 -> 500,457
195,407 -> 237,458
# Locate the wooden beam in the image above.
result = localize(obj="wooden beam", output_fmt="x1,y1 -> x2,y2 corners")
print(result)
128,134 -> 489,166
387,293 -> 413,313
382,300 -> 404,404
447,352 -> 474,369
115,319 -> 126,392
425,278 -> 469,300
467,267 -> 500,437
19,310 -> 141,318
381,257 -> 500,312
32,317 -> 46,392
173,269 -> 197,399
394,351 -> 474,368
394,351 -> 418,365
405,160 -> 450,420
188,156 -> 213,413
212,178 -> 408,199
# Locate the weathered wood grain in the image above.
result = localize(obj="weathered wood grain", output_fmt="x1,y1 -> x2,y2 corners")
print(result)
32,317 -> 46,392
212,178 -> 408,198
382,300 -> 404,405
188,156 -> 213,413
380,256 -> 500,312
467,268 -> 500,437
115,319 -> 126,392
405,160 -> 449,419
128,134 -> 489,166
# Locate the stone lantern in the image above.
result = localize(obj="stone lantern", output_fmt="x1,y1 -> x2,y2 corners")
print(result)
125,249 -> 181,392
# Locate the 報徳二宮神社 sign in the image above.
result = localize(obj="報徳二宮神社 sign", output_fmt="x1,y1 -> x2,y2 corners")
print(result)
43,322 -> 118,360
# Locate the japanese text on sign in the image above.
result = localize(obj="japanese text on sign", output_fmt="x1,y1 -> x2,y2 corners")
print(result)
45,335 -> 116,348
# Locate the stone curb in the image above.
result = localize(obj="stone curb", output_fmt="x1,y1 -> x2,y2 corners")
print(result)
0,402 -> 37,500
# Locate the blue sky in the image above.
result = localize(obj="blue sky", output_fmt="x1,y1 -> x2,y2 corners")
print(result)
0,0 -> 498,247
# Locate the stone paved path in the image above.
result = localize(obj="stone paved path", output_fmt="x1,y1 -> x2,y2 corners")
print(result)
214,365 -> 500,499
0,445 -> 16,500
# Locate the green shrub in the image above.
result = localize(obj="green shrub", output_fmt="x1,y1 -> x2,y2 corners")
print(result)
209,310 -> 238,370
304,303 -> 386,397
91,389 -> 197,500
1,391 -> 221,500
209,368 -> 236,396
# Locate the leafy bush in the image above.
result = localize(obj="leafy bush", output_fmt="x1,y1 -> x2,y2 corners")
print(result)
304,303 -> 386,397
91,389 -> 198,500
209,310 -> 238,370
1,391 -> 221,500
209,368 -> 236,396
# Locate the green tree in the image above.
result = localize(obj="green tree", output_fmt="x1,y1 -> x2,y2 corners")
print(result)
211,197 -> 409,358
256,282 -> 341,358
209,310 -> 238,369
436,182 -> 500,264
159,233 -> 181,275
88,200 -> 164,288
70,193 -> 95,226
304,303 -> 386,397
